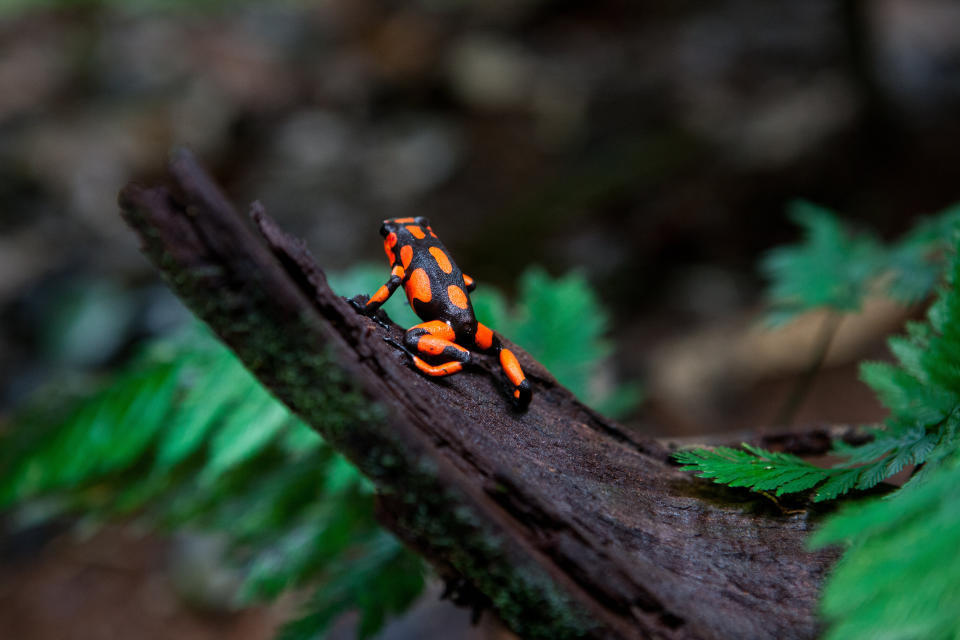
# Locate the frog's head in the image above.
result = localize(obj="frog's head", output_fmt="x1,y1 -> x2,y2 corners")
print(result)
379,217 -> 432,264
380,216 -> 431,238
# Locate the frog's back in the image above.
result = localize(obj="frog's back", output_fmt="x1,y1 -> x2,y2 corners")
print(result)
386,218 -> 476,327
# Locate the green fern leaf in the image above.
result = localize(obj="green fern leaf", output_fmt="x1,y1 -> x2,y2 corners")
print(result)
276,533 -> 424,640
762,200 -> 960,323
860,362 -> 956,428
761,200 -> 886,323
674,445 -> 832,496
155,348 -> 251,470
200,399 -> 291,485
810,467 -> 861,502
811,455 -> 960,640
885,333 -> 927,382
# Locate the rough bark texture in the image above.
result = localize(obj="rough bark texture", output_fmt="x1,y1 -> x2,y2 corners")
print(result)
118,149 -> 839,640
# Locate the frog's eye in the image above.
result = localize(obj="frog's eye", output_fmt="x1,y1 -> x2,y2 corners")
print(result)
415,216 -> 431,228
379,223 -> 390,237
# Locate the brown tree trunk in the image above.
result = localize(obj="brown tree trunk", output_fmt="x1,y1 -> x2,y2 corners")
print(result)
118,149 -> 838,640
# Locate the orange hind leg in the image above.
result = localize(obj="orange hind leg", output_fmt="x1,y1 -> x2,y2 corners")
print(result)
403,321 -> 471,377
474,322 -> 531,407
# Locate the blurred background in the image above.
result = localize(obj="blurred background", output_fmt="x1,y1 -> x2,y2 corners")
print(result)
1,0 -> 960,638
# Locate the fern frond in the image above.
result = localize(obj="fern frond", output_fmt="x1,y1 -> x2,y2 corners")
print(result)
681,210 -> 960,503
811,454 -> 960,640
472,266 -> 641,417
762,200 -> 960,324
0,321 -> 411,640
860,361 -> 958,429
761,200 -> 886,324
677,248 -> 960,502
674,445 -> 831,498
674,430 -> 934,503
0,351 -> 182,507
276,533 -> 424,640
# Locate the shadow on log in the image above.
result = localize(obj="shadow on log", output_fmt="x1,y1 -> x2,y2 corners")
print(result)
118,149 -> 838,640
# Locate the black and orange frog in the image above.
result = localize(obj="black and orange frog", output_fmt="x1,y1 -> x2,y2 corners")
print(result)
350,216 -> 532,408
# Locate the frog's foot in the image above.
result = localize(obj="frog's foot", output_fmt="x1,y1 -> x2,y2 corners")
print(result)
347,294 -> 371,314
346,295 -> 393,329
510,379 -> 532,409
383,336 -> 414,358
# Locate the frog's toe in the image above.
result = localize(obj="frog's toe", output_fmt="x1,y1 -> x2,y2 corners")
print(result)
511,379 -> 532,409
347,294 -> 375,316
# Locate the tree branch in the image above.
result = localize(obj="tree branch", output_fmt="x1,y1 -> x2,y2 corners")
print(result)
118,149 -> 837,640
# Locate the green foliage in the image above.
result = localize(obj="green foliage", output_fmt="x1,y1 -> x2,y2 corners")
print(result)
761,200 -> 960,325
674,444 -> 849,502
1,263 -> 634,639
1,323 -> 419,639
277,533 -> 424,640
810,453 -> 960,640
762,201 -> 886,324
494,268 -> 614,407
475,267 -> 642,416
676,225 -> 960,502
677,203 -> 960,639
673,426 -> 940,503
801,241 -> 960,639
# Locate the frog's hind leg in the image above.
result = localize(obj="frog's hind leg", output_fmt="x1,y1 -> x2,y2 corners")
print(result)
474,323 -> 532,408
403,321 -> 471,377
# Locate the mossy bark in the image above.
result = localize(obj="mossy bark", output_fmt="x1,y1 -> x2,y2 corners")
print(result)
119,149 -> 837,640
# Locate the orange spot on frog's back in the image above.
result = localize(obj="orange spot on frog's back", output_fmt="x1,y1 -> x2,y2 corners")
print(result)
447,284 -> 469,309
429,247 -> 453,273
400,245 -> 413,269
405,268 -> 432,304
406,225 -> 426,239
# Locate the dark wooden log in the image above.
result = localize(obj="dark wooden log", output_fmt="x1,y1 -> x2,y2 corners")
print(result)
118,149 -> 838,640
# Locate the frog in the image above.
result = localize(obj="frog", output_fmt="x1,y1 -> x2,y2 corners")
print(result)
349,216 -> 532,408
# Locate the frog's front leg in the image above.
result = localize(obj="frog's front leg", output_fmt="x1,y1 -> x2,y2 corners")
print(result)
352,265 -> 405,316
403,320 -> 471,376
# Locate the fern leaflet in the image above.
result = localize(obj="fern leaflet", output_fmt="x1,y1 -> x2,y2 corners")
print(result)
762,200 -> 960,324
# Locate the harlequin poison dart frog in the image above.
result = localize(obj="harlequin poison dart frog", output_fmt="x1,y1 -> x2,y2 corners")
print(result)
350,216 -> 532,408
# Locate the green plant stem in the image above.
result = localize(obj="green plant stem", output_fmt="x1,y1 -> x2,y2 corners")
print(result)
775,311 -> 843,427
